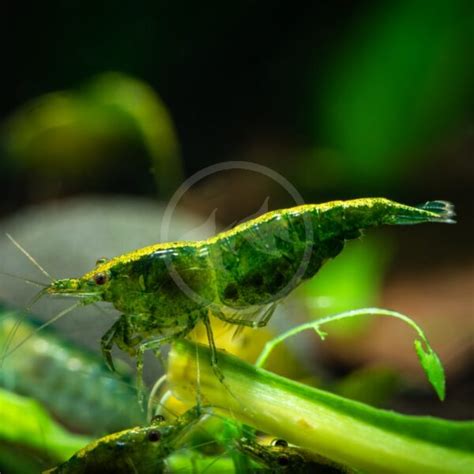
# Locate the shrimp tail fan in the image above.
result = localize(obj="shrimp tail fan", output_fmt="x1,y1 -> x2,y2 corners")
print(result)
393,201 -> 456,225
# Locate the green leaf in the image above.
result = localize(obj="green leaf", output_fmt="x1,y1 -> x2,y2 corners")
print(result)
0,387 -> 91,461
300,238 -> 391,339
414,340 -> 446,401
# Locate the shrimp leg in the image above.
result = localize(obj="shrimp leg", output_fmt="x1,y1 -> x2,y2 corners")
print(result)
201,312 -> 244,410
135,309 -> 205,401
101,315 -> 144,370
201,311 -> 222,381
101,316 -> 129,371
136,333 -> 182,405
214,303 -> 277,328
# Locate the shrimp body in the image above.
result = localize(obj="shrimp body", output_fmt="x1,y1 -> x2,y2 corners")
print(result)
44,198 -> 454,370
238,437 -> 354,473
47,407 -> 202,474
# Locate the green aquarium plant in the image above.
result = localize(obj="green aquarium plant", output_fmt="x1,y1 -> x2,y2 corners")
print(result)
0,388 -> 91,473
0,307 -> 145,434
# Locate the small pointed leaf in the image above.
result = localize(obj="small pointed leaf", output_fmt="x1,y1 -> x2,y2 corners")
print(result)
414,339 -> 446,401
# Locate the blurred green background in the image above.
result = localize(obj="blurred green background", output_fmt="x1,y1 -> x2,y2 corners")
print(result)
0,0 -> 473,460
1,1 -> 473,206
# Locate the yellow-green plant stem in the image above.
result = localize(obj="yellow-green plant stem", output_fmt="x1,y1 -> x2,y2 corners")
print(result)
168,340 -> 474,474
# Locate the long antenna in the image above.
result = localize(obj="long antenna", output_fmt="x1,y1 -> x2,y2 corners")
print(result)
5,233 -> 54,282
0,301 -> 81,363
0,271 -> 47,288
0,287 -> 48,367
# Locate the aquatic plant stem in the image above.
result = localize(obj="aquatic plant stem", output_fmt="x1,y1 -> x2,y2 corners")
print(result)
168,340 -> 474,474
257,307 -> 426,367
256,307 -> 446,400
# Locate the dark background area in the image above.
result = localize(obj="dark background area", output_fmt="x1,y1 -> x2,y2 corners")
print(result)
2,1 -> 472,199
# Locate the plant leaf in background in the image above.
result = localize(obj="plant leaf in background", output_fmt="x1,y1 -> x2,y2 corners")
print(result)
83,72 -> 182,197
299,236 -> 391,338
332,366 -> 400,407
0,307 -> 145,434
0,388 -> 91,472
1,72 -> 182,198
318,1 -> 473,189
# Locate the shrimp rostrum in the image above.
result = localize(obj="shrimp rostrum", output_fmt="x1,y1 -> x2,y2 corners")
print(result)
21,198 -> 454,380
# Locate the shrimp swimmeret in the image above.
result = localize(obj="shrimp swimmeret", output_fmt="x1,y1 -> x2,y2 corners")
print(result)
4,198 -> 455,381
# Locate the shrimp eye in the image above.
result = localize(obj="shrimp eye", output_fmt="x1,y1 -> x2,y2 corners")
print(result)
148,430 -> 161,442
94,273 -> 107,285
277,455 -> 289,466
151,414 -> 166,423
271,438 -> 288,448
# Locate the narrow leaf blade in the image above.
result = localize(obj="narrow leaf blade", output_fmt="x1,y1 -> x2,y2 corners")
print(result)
414,339 -> 446,401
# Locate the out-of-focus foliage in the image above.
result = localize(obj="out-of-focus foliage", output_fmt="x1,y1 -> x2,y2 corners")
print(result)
0,307 -> 144,434
0,388 -> 91,473
295,1 -> 473,191
332,366 -> 400,407
298,237 -> 391,337
2,72 -> 181,197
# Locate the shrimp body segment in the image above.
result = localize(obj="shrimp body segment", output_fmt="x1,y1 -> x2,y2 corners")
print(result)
237,437 -> 355,473
43,198 -> 454,370
47,407 -> 203,474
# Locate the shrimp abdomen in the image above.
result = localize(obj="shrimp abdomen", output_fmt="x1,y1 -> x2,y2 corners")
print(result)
208,198 -> 455,309
340,198 -> 455,226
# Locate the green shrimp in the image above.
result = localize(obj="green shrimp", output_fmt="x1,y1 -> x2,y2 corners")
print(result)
11,198 -> 454,378
46,406 -> 203,474
237,437 -> 356,473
